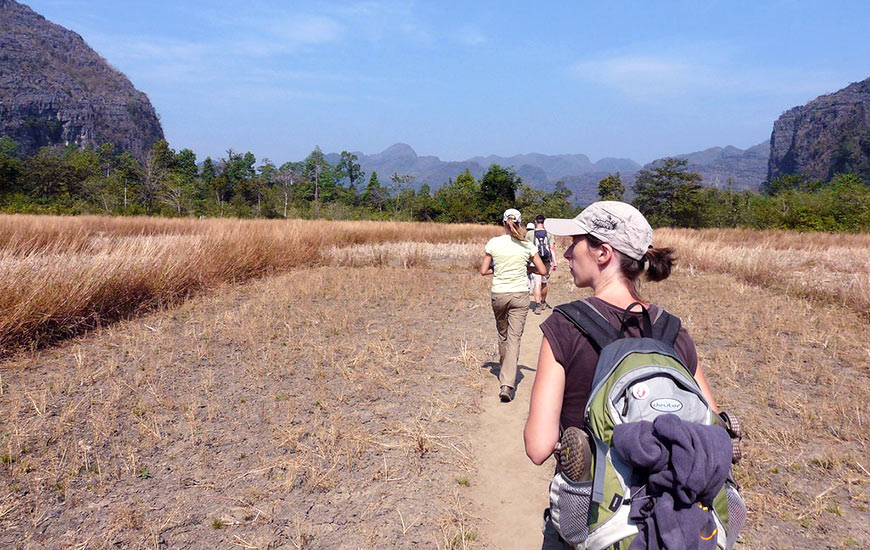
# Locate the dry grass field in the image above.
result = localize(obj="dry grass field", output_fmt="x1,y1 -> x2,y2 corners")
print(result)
0,215 -> 498,354
656,228 -> 870,317
1,218 -> 869,549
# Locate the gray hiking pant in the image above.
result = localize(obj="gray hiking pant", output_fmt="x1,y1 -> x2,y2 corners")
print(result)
490,291 -> 529,389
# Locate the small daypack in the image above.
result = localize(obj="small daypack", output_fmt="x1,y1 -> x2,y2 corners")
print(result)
548,298 -> 746,550
534,229 -> 552,262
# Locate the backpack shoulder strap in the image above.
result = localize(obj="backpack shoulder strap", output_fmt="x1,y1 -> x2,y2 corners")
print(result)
651,307 -> 681,347
553,299 -> 621,351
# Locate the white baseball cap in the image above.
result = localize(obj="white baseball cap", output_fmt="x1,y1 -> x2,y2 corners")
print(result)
502,208 -> 522,223
543,201 -> 653,261
526,222 -> 535,230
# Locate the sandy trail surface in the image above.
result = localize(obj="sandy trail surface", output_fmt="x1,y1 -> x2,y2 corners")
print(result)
470,286 -> 571,549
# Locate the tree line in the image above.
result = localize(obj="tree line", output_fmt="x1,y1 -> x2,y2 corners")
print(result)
600,158 -> 870,232
0,137 -> 576,222
1,136 -> 868,231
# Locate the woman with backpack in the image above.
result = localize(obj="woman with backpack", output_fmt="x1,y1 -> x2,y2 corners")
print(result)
480,208 -> 547,403
522,201 -> 730,549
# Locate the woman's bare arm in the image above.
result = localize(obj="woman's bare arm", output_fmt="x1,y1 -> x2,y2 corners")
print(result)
694,363 -> 720,414
524,336 -> 565,465
479,253 -> 493,276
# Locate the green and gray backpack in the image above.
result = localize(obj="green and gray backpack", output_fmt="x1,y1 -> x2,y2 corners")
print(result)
548,298 -> 746,550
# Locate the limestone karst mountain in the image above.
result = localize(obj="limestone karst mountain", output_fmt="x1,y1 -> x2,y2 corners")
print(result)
0,0 -> 164,157
769,76 -> 870,182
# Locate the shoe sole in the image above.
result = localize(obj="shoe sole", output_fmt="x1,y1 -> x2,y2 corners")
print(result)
560,427 -> 592,482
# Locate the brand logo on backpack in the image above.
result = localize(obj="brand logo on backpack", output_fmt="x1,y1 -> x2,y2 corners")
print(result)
631,383 -> 650,400
650,398 -> 683,412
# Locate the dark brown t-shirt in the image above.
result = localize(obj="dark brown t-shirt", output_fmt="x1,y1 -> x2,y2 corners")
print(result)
540,297 -> 698,430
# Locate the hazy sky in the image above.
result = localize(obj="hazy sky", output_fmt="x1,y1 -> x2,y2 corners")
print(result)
27,0 -> 870,165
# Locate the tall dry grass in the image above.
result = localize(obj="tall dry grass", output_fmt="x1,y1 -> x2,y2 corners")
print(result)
0,215 -> 499,354
0,215 -> 499,254
657,228 -> 870,317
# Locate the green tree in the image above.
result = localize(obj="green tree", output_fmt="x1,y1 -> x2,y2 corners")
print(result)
159,148 -> 198,215
116,152 -> 141,212
479,164 -> 520,222
337,151 -> 364,193
362,170 -> 385,211
410,182 -> 441,221
389,171 -> 416,215
553,180 -> 572,202
140,141 -> 174,214
632,157 -> 703,227
23,147 -> 79,200
174,149 -> 198,185
301,147 -> 338,216
0,136 -> 22,196
435,169 -> 480,223
96,142 -> 116,178
761,174 -> 821,196
598,172 -> 625,201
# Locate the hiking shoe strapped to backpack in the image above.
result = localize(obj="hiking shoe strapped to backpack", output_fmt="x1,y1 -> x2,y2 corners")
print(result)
557,426 -> 592,482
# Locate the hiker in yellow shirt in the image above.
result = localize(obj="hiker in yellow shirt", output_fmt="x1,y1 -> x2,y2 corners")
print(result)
480,209 -> 547,402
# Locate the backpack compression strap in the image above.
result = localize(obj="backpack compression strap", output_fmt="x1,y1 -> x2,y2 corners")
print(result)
553,299 -> 621,351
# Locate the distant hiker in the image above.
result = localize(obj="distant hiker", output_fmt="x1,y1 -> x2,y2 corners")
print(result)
523,202 -> 744,549
525,214 -> 558,314
480,209 -> 547,403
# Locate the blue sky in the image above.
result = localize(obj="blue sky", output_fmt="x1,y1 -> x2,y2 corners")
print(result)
27,0 -> 870,165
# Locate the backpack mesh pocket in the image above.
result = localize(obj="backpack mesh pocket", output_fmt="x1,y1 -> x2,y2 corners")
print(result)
724,483 -> 746,549
549,472 -> 592,545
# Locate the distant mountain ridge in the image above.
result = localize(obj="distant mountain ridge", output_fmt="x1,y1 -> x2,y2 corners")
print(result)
326,140 -> 769,205
644,141 -> 769,191
0,0 -> 164,157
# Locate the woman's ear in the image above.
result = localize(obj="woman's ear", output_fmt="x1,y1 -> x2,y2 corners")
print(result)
597,243 -> 614,265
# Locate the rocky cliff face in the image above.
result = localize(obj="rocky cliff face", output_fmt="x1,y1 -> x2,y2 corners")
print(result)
0,0 -> 163,157
769,77 -> 870,182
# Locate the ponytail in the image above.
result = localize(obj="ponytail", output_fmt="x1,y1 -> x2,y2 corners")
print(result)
505,219 -> 527,241
586,234 -> 675,300
643,247 -> 675,282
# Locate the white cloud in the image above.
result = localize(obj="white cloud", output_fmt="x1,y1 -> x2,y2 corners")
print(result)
270,14 -> 344,45
570,49 -> 847,101
457,25 -> 486,46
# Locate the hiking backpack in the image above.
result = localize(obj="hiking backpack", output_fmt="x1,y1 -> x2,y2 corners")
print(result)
548,298 -> 746,550
534,229 -> 552,262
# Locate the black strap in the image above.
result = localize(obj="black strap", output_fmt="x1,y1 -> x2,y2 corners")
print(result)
554,300 -> 620,351
621,302 -> 652,337
556,299 -> 682,349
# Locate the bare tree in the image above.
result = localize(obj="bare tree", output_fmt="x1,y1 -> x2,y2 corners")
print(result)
161,176 -> 187,215
275,167 -> 298,218
140,151 -> 167,215
390,171 -> 416,215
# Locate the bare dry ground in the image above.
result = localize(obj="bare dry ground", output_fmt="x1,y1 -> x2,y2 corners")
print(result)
2,223 -> 869,549
0,266 -> 494,549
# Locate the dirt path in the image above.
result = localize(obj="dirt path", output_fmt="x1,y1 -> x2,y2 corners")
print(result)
470,290 -> 569,549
